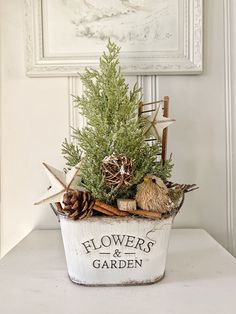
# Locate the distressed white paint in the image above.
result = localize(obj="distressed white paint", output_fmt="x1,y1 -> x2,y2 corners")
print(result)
25,0 -> 203,75
60,216 -> 173,285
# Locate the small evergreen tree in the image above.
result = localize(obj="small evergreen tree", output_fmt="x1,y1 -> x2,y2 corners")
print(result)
62,40 -> 173,203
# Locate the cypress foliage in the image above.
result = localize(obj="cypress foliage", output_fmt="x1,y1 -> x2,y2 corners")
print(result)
62,40 -> 173,203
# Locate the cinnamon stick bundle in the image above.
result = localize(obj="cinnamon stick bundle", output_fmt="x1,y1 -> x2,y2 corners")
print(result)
94,200 -> 161,220
93,204 -> 115,216
94,200 -> 130,217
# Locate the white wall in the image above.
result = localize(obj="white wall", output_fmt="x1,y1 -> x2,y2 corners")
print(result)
0,0 -> 235,256
0,0 -> 69,256
230,0 -> 236,255
160,0 -> 227,245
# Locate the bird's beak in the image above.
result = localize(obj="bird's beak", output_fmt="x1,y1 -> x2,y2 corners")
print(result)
144,176 -> 149,183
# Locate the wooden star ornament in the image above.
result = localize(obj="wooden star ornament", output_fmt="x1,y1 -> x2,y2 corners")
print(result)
145,102 -> 175,141
34,162 -> 83,205
140,100 -> 175,141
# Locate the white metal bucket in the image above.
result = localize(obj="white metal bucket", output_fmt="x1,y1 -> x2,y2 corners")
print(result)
60,215 -> 173,286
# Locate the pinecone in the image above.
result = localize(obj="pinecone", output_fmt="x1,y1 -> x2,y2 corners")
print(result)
62,190 -> 94,220
101,153 -> 133,189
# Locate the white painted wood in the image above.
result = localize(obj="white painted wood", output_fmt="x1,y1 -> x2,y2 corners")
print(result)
68,76 -> 84,139
60,216 -> 173,285
24,0 -> 203,76
223,0 -> 235,255
230,0 -> 236,257
0,229 -> 236,314
68,76 -> 86,138
0,0 -> 2,258
223,0 -> 236,257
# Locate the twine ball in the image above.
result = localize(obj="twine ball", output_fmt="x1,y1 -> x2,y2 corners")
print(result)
101,153 -> 133,189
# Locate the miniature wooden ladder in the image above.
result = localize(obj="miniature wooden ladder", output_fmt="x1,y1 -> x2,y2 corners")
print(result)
139,96 -> 170,164
162,96 -> 169,163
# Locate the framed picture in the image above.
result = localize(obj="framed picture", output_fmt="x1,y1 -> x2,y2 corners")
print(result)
25,0 -> 203,76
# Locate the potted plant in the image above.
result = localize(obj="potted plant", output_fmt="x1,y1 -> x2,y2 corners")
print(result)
35,40 -> 197,286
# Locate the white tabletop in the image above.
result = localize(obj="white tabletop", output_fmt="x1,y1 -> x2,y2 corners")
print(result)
0,229 -> 236,314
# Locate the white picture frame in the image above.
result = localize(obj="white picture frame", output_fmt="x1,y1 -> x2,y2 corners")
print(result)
25,0 -> 203,77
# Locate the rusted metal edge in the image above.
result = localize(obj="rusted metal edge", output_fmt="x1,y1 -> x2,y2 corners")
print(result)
59,214 -> 174,224
67,273 -> 165,287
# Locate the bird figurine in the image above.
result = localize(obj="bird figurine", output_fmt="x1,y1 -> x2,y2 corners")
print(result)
135,175 -> 174,214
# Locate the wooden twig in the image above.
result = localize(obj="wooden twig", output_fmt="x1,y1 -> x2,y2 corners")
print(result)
139,97 -> 170,164
141,100 -> 163,106
138,101 -> 143,116
127,209 -> 162,219
55,202 -> 64,213
184,185 -> 199,193
165,181 -> 199,193
140,108 -> 156,114
145,138 -> 158,142
161,194 -> 185,219
49,203 -> 61,222
162,96 -> 169,163
138,100 -> 164,115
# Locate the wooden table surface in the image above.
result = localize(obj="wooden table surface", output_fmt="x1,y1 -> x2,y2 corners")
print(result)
0,229 -> 236,314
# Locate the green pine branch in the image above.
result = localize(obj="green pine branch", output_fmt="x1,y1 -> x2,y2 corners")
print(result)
62,138 -> 81,167
62,40 -> 173,202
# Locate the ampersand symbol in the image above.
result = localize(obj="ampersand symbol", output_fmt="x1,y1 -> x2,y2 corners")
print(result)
113,249 -> 121,258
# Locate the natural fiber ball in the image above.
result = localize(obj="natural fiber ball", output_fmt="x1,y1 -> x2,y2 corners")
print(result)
101,153 -> 133,189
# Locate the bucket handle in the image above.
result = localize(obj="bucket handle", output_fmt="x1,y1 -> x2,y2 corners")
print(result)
50,203 -> 61,223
